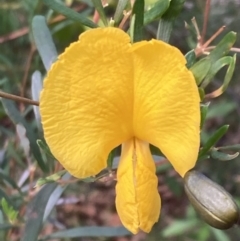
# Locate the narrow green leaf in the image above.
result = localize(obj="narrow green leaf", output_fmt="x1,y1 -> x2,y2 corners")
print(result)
131,0 -> 144,42
205,55 -> 236,98
35,170 -> 66,188
32,16 -> 58,71
1,198 -> 10,215
199,125 -> 229,158
21,183 -> 58,241
198,87 -> 205,101
1,198 -> 18,223
162,0 -> 185,19
185,50 -> 196,68
43,173 -> 71,222
107,150 -> 115,168
217,144 -> 240,152
31,71 -> 42,131
156,0 -> 185,42
210,228 -> 231,241
42,0 -> 97,28
37,139 -> 55,160
209,31 -> 237,63
210,148 -> 239,161
1,99 -> 48,172
219,54 -> 236,93
114,0 -> 128,23
200,32 -> 237,89
157,18 -> 172,42
200,103 -> 210,129
144,0 -> 170,25
162,219 -> 199,237
91,0 -> 108,26
206,100 -> 236,119
0,189 -> 13,208
201,56 -> 233,88
190,57 -> 211,85
41,226 -> 130,240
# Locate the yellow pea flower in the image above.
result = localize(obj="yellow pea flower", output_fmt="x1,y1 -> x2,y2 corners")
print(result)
40,27 -> 200,234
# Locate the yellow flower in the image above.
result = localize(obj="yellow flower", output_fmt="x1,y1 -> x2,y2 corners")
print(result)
40,27 -> 200,234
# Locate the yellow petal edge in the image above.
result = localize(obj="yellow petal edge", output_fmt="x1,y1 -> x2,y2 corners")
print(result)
132,39 -> 200,177
40,28 -> 134,178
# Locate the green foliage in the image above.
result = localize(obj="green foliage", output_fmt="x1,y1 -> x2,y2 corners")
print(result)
1,198 -> 18,224
130,0 -> 145,42
42,0 -> 97,28
1,0 -> 240,240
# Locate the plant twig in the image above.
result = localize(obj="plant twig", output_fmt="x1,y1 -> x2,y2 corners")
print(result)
192,17 -> 201,43
204,46 -> 240,53
201,0 -> 211,45
119,10 -> 132,29
202,25 -> 226,48
195,25 -> 226,57
0,91 -> 39,106
20,45 -> 36,98
0,5 -> 87,44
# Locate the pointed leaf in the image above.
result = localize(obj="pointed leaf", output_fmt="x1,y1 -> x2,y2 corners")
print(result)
217,144 -> 240,152
162,219 -> 198,237
35,170 -> 66,188
1,99 -> 48,172
205,55 -> 236,98
114,0 -> 128,23
43,172 -> 71,222
199,125 -> 229,158
32,16 -> 58,71
31,70 -> 42,130
0,189 -> 13,208
210,148 -> 239,161
185,50 -> 196,68
198,87 -> 205,101
42,0 -> 97,28
190,57 -> 211,85
157,18 -> 172,42
209,32 -> 236,63
201,56 -> 234,88
41,226 -> 130,240
211,228 -> 231,241
91,0 -> 108,26
131,0 -> 144,42
144,0 -> 170,25
21,183 -> 57,241
37,139 -> 55,160
107,150 -> 115,168
200,102 -> 210,129
156,0 -> 185,42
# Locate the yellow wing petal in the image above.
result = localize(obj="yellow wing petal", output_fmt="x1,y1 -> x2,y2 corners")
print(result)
132,40 -> 200,177
116,138 -> 160,234
40,28 -> 134,178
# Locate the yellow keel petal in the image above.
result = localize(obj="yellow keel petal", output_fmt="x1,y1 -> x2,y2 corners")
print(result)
116,138 -> 160,234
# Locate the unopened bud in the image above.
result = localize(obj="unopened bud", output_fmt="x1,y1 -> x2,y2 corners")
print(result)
184,170 -> 239,229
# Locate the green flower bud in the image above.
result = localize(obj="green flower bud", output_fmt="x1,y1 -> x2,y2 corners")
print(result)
184,169 -> 239,229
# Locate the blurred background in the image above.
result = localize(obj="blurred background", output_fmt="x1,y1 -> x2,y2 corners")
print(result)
1,0 -> 240,240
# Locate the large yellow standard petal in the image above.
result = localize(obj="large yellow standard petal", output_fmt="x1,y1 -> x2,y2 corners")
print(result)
116,138 -> 160,234
40,28 -> 134,178
132,40 -> 200,177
